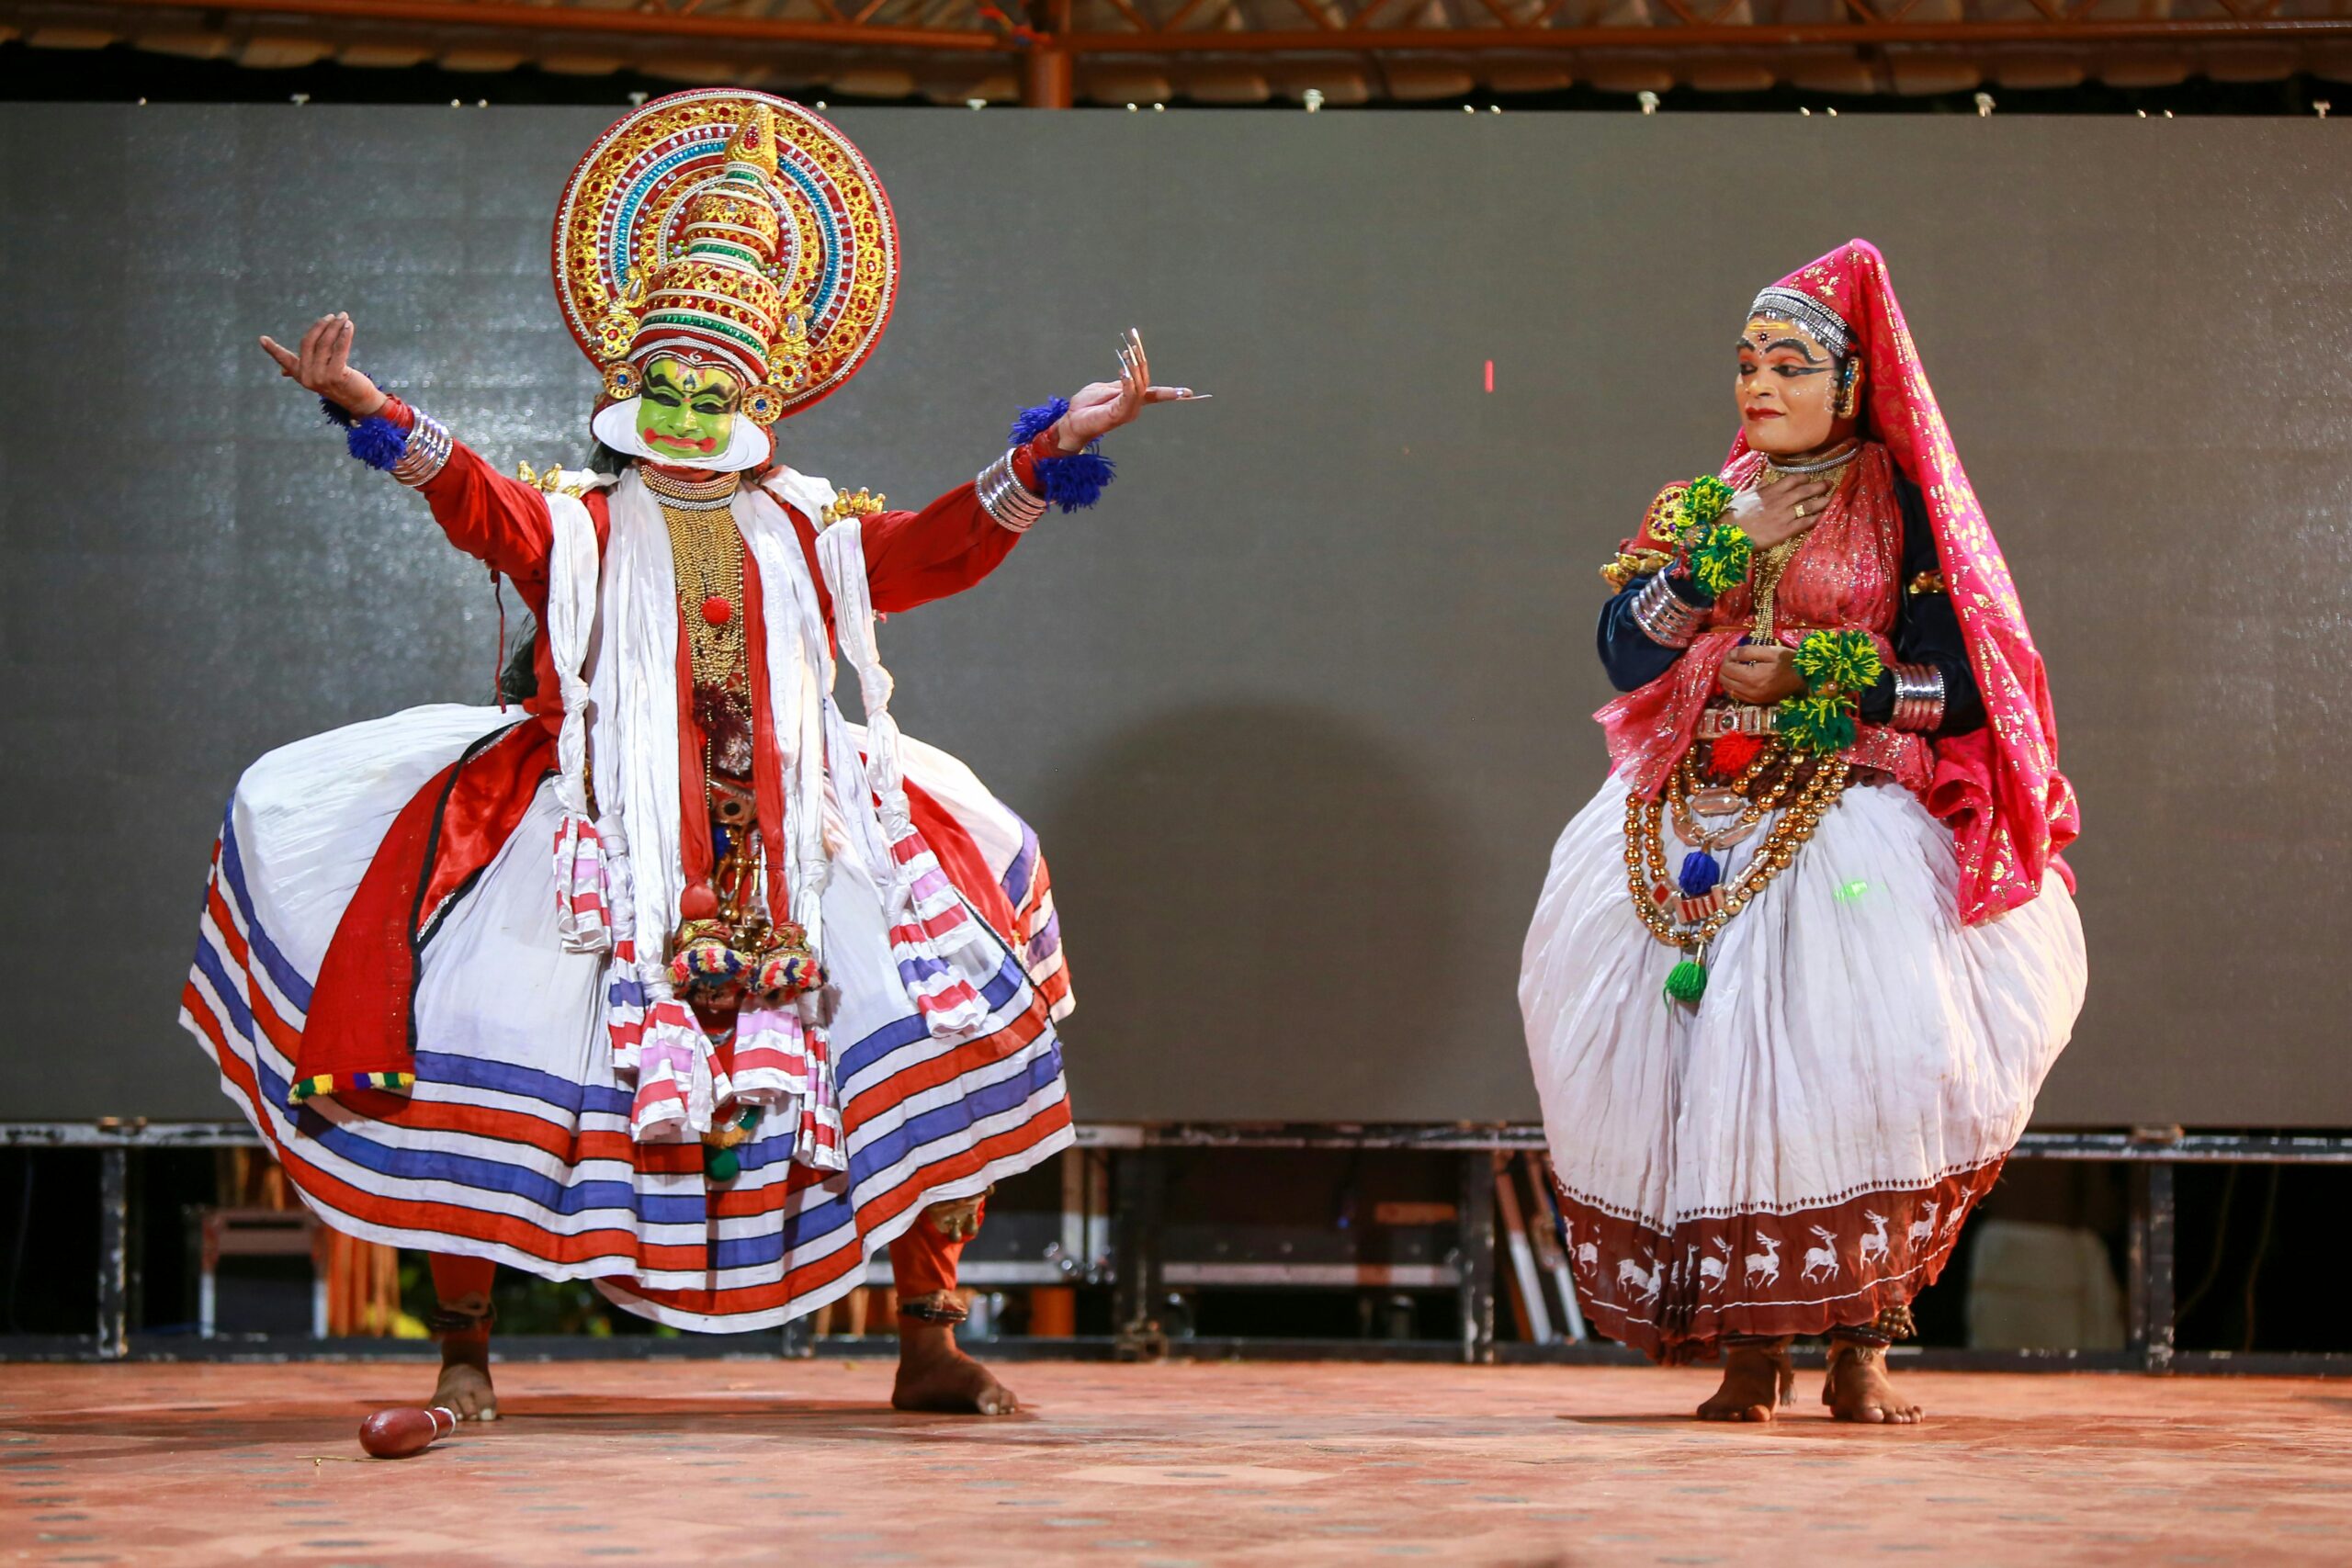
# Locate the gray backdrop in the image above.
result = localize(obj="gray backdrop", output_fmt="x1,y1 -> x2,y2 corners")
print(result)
2,106 -> 2346,1126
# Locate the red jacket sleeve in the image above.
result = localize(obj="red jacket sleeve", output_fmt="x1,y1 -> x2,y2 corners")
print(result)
378,396 -> 558,595
860,430 -> 1061,615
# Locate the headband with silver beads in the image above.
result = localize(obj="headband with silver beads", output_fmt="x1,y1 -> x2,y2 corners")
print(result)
1748,287 -> 1853,362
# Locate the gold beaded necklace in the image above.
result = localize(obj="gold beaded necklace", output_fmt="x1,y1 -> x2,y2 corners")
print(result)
641,468 -> 749,694
1750,446 -> 1855,641
1623,443 -> 1866,1004
1623,756 -> 1852,958
662,503 -> 747,691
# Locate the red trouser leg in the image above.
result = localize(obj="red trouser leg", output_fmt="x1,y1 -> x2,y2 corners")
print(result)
429,1253 -> 496,1309
888,1201 -> 982,1301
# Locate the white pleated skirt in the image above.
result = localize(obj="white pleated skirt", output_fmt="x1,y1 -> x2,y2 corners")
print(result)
1519,770 -> 2086,1359
184,705 -> 1073,1333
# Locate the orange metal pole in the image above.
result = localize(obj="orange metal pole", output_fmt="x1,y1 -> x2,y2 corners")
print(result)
1025,46 -> 1075,106
1023,0 -> 1075,107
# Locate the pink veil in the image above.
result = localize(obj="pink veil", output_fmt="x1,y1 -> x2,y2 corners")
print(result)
1731,240 -> 2077,924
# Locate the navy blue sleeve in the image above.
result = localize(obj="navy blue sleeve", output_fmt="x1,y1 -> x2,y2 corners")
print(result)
1598,571 -> 1713,694
1855,477 -> 1984,736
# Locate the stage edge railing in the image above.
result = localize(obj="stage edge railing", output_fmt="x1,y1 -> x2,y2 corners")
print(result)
5,1121 -> 2349,1373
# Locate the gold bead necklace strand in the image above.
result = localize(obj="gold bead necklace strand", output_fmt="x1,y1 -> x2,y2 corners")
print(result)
1623,755 -> 1853,953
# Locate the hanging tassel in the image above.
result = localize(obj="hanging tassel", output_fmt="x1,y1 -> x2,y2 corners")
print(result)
1664,956 -> 1709,1005
702,1104 -> 764,1183
1678,849 -> 1721,897
751,944 -> 825,1007
668,919 -> 752,998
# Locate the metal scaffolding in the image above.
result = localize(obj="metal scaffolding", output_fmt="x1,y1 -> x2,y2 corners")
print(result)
4,0 -> 2348,104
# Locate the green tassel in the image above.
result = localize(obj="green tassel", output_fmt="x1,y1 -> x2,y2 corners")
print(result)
1792,628 -> 1883,696
1664,958 -> 1709,1005
1684,474 -> 1736,527
705,1145 -> 741,1183
1775,692 -> 1858,755
1688,522 -> 1755,597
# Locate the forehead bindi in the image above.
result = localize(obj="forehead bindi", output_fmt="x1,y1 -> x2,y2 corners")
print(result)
1740,320 -> 1828,362
649,358 -> 735,396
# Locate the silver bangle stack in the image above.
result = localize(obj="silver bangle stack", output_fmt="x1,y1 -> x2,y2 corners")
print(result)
1630,570 -> 1706,649
390,411 -> 453,488
976,449 -> 1046,534
1890,661 -> 1947,732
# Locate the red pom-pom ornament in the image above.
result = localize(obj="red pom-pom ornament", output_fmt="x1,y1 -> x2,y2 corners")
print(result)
1711,732 -> 1767,779
701,596 -> 732,626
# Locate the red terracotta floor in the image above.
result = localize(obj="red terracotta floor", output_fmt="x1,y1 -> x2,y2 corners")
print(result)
3,1359 -> 2346,1565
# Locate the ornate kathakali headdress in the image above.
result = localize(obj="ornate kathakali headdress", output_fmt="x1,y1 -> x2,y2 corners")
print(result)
553,88 -> 899,468
1727,241 -> 2079,925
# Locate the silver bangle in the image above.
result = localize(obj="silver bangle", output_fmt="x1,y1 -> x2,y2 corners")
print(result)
390,411 -> 452,488
1890,661 -> 1947,732
976,449 -> 1046,534
1630,570 -> 1706,649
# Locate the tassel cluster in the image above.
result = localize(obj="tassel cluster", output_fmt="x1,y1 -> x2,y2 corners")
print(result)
702,1104 -> 764,1182
1792,627 -> 1884,697
668,919 -> 750,992
1682,474 -> 1736,527
669,917 -> 825,1008
1774,692 -> 1859,756
1688,521 -> 1755,597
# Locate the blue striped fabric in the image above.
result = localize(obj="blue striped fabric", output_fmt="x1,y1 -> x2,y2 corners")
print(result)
182,790 -> 1075,1332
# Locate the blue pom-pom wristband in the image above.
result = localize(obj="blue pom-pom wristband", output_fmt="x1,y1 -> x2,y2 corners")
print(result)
1034,448 -> 1114,513
346,415 -> 408,471
1010,398 -> 1069,447
1011,397 -> 1114,513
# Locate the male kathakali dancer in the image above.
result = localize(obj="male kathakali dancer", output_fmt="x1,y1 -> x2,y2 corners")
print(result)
1520,240 -> 2086,1422
181,89 -> 1195,1418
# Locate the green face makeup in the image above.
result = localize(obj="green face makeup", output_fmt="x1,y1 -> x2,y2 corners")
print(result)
635,356 -> 741,462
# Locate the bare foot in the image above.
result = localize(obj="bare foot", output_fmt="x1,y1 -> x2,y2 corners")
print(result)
432,1346 -> 498,1421
1823,1340 -> 1923,1425
892,1321 -> 1016,1416
1697,1337 -> 1792,1422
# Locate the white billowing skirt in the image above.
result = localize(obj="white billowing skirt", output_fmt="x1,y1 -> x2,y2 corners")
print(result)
1518,771 -> 2085,1359
184,705 -> 1072,1334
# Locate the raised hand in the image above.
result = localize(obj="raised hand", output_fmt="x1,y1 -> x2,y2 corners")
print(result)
1051,328 -> 1203,453
259,312 -> 385,419
1732,476 -> 1834,552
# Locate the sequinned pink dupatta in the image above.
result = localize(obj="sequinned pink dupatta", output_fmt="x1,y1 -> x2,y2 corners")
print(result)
1606,240 -> 2077,926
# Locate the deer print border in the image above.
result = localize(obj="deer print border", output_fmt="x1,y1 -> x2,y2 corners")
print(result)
1550,1158 -> 2006,1363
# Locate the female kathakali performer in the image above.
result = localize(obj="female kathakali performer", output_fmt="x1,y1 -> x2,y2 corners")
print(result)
1520,240 -> 2086,1422
181,89 -> 1196,1418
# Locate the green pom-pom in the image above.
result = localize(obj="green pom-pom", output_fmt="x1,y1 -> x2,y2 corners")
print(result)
705,1145 -> 741,1182
1664,958 -> 1709,1004
1684,474 -> 1736,527
1688,522 -> 1754,597
1775,692 -> 1858,755
1792,628 -> 1884,696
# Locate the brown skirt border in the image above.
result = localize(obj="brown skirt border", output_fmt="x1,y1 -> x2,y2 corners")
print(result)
1552,1156 -> 2008,1364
